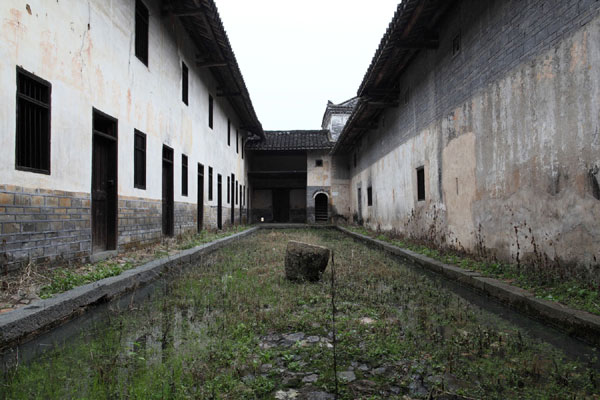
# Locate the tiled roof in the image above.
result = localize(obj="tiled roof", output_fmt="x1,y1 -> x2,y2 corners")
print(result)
246,130 -> 333,151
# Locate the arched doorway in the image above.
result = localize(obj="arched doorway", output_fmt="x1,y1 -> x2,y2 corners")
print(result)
314,193 -> 328,222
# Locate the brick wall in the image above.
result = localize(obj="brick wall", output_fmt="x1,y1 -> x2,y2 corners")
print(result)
0,185 -> 91,272
0,185 -> 237,272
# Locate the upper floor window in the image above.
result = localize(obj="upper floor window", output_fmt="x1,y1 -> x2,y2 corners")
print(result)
315,159 -> 323,167
227,120 -> 231,146
181,61 -> 188,105
236,129 -> 239,153
367,187 -> 373,206
16,67 -> 51,174
135,0 -> 149,66
208,94 -> 214,129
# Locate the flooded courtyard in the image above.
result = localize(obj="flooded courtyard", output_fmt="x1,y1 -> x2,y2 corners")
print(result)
1,229 -> 599,399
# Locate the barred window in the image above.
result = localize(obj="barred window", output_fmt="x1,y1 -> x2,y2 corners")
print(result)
16,67 -> 51,174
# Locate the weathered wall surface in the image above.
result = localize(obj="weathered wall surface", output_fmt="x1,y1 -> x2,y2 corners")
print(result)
350,0 -> 600,269
0,0 -> 248,268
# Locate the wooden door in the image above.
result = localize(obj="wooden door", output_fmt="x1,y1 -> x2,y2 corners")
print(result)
217,174 -> 222,229
198,164 -> 204,232
272,189 -> 290,222
230,173 -> 235,225
162,145 -> 174,237
92,110 -> 117,253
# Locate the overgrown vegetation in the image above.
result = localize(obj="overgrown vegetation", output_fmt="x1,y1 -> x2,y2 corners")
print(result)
2,229 -> 598,399
1,225 -> 251,307
343,224 -> 600,316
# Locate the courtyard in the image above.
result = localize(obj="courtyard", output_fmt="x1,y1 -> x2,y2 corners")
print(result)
2,229 -> 598,399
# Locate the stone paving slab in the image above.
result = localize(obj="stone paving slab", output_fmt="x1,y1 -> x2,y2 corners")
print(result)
0,227 -> 260,350
336,226 -> 600,347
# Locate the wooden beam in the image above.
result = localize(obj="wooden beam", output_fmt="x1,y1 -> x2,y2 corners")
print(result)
196,61 -> 228,68
366,100 -> 399,108
394,38 -> 439,49
217,92 -> 241,97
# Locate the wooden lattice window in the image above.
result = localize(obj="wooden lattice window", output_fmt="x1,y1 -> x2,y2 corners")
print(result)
16,67 -> 51,174
134,129 -> 146,189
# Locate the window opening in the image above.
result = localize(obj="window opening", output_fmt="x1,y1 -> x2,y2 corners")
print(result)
367,187 -> 373,206
182,154 -> 188,196
417,166 -> 425,201
208,166 -> 213,200
208,94 -> 213,129
135,0 -> 149,65
16,67 -> 51,174
182,61 -> 188,105
134,129 -> 146,189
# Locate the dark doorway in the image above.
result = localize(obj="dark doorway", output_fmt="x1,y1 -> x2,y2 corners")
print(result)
230,173 -> 235,225
272,189 -> 290,222
357,187 -> 362,222
315,193 -> 328,222
217,174 -> 222,229
162,145 -> 174,237
197,163 -> 204,231
92,109 -> 118,253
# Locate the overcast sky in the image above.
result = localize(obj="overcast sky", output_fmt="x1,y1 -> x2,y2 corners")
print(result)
214,0 -> 400,130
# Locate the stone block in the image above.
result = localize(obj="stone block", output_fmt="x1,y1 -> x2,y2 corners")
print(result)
59,198 -> 71,207
2,223 -> 20,234
0,193 -> 14,205
285,241 -> 330,282
45,197 -> 59,207
31,196 -> 44,206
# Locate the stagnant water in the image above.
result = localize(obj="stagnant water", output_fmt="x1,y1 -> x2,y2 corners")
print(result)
1,229 -> 599,399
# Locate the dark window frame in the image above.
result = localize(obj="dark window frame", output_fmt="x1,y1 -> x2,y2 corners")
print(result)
235,180 -> 239,205
181,154 -> 188,196
417,166 -> 425,201
236,129 -> 239,154
227,175 -> 230,203
367,187 -> 373,206
181,61 -> 188,105
135,0 -> 149,66
208,166 -> 213,200
208,94 -> 214,129
15,67 -> 52,174
227,119 -> 231,146
133,129 -> 146,189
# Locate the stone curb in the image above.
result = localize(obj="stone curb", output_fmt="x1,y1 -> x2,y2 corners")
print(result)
336,226 -> 600,347
0,227 -> 260,350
